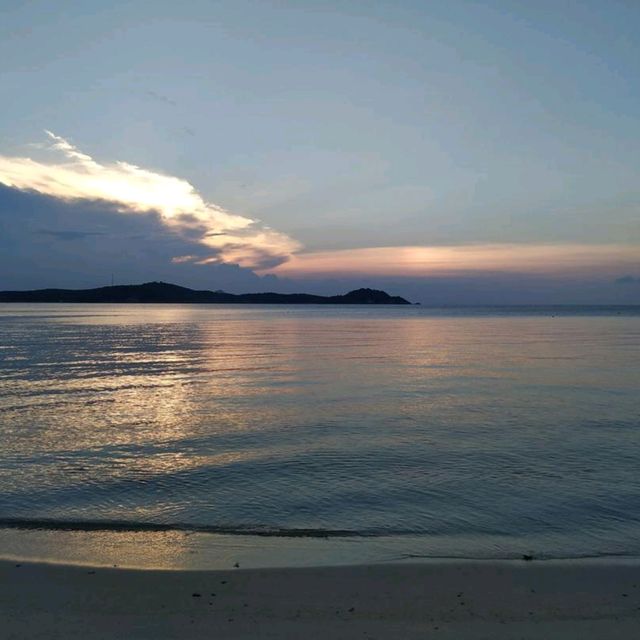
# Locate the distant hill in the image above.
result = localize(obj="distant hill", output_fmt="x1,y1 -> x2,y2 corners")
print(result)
0,281 -> 411,305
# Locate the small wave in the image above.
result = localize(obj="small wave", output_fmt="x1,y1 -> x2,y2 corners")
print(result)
0,518 -> 364,538
397,550 -> 640,561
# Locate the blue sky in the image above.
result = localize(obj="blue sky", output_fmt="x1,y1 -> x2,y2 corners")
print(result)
0,1 -> 638,302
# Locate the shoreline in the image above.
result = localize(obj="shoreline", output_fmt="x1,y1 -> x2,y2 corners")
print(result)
3,558 -> 639,639
3,526 -> 639,572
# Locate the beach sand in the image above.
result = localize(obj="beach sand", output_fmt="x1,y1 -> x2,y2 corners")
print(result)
2,559 -> 639,639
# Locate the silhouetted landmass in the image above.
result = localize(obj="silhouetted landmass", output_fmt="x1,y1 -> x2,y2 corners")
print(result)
0,281 -> 411,305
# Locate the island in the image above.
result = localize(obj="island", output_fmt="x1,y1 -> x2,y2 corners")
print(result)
0,281 -> 411,305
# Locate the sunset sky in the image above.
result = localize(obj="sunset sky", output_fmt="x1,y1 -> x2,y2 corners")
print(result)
0,0 -> 638,303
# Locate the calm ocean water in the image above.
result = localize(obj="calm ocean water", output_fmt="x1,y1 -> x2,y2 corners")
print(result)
1,303 -> 639,561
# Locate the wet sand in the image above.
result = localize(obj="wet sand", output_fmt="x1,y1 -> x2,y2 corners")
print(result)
2,559 -> 639,639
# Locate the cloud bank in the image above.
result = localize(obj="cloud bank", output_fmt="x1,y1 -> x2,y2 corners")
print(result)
0,132 -> 300,270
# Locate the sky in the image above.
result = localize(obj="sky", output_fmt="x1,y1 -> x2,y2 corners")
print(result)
0,0 -> 638,303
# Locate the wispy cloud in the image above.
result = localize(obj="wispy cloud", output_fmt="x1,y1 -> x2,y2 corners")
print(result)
38,229 -> 106,241
143,90 -> 178,106
0,132 -> 301,269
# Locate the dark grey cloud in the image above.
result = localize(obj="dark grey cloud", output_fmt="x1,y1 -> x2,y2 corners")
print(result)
615,275 -> 640,284
0,184 -> 271,292
38,229 -> 106,241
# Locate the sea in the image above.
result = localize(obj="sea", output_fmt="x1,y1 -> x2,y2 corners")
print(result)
1,303 -> 639,568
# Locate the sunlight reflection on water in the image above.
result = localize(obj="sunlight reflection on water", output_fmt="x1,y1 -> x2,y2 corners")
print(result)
0,304 -> 639,562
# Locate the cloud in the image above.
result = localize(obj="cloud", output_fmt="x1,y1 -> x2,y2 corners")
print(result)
38,229 -> 106,240
0,132 -> 301,270
1,181 -> 638,304
0,183 -> 281,291
143,90 -> 178,106
615,275 -> 640,284
265,244 -> 640,278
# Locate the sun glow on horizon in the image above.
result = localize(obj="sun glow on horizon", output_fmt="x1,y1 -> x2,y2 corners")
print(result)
264,244 -> 640,278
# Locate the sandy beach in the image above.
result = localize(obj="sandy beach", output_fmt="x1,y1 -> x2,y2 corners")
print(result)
2,559 -> 639,639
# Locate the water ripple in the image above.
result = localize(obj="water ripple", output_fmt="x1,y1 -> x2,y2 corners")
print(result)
0,304 -> 639,559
